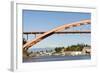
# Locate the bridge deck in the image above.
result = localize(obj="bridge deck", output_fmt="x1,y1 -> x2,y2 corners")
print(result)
23,30 -> 91,34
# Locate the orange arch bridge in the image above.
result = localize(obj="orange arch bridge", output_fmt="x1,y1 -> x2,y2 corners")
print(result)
23,19 -> 91,49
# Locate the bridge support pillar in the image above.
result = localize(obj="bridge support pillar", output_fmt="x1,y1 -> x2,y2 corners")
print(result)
34,34 -> 36,38
26,34 -> 28,40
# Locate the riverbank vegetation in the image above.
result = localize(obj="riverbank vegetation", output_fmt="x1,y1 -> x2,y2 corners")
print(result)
55,44 -> 90,53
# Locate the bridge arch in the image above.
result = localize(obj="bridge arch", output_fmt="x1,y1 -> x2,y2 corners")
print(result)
23,19 -> 91,49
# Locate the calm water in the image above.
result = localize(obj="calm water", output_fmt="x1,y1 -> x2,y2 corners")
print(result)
23,55 -> 91,63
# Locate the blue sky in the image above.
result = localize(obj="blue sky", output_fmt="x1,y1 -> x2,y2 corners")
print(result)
23,10 -> 91,49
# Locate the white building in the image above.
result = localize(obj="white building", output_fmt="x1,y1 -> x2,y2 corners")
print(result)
71,51 -> 82,56
82,47 -> 91,55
